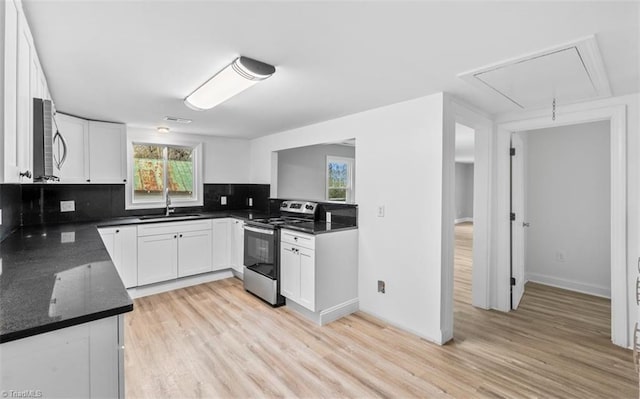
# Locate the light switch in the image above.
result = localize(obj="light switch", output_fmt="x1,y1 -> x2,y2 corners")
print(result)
377,206 -> 385,217
248,198 -> 253,207
61,231 -> 76,243
60,200 -> 75,212
220,196 -> 227,205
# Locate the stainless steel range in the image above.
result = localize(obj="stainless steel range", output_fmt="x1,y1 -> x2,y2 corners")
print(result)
242,200 -> 318,306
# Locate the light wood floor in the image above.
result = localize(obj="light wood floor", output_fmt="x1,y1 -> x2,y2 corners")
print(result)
125,222 -> 638,398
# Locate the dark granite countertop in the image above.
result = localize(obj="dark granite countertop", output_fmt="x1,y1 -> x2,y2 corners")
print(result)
96,209 -> 268,228
280,221 -> 358,235
0,223 -> 133,343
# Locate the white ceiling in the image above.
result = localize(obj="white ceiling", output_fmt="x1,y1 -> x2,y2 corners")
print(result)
455,123 -> 475,163
22,1 -> 640,139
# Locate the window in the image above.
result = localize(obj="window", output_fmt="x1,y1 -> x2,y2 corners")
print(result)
126,141 -> 202,209
326,156 -> 354,203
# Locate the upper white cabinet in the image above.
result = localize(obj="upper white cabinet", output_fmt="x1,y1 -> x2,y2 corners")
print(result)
54,114 -> 126,183
87,121 -> 126,183
2,0 -> 51,183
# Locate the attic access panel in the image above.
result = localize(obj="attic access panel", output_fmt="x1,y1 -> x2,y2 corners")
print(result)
459,36 -> 611,109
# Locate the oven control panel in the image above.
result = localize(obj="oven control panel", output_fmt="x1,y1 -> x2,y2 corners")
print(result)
280,201 -> 317,215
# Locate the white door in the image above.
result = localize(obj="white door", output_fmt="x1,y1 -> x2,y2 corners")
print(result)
511,133 -> 526,309
298,247 -> 315,311
178,230 -> 213,277
137,233 -> 178,285
212,219 -> 230,271
280,245 -> 299,300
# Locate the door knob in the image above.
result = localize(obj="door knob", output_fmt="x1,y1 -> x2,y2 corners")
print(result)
522,222 -> 530,227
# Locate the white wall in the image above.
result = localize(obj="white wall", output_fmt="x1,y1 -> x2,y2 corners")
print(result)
523,121 -> 611,297
0,2 -> 5,183
454,162 -> 473,221
250,93 -> 449,343
127,127 -> 251,184
277,144 -> 355,201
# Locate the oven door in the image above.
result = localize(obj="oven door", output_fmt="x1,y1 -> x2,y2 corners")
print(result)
243,225 -> 276,279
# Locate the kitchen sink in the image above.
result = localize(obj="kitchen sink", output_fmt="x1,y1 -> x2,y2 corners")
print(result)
138,213 -> 204,221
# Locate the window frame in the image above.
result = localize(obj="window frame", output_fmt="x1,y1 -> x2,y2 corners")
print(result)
125,137 -> 203,210
326,155 -> 354,203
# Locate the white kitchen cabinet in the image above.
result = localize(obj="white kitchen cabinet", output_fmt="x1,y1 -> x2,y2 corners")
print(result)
137,220 -> 214,285
280,228 -> 358,319
178,229 -> 213,277
212,218 -> 230,271
54,113 -> 89,182
280,231 -> 316,311
54,115 -> 126,183
98,226 -> 138,288
137,233 -> 178,285
229,218 -> 245,275
88,120 -> 126,183
0,315 -> 124,398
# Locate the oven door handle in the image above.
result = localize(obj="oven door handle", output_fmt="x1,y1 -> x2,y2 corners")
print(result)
243,225 -> 274,235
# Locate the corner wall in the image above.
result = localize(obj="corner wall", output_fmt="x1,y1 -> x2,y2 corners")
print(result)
249,93 -> 449,343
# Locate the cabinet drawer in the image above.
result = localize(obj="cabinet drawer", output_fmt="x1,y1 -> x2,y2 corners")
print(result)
281,229 -> 315,250
137,219 -> 213,236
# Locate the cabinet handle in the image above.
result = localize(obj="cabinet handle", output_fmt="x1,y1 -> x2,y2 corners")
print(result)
174,235 -> 177,239
180,234 -> 183,238
86,179 -> 91,183
115,230 -> 120,234
123,179 -> 127,182
294,237 -> 298,241
636,277 -> 640,306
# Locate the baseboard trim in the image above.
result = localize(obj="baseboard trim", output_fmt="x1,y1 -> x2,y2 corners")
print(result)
319,298 -> 359,325
455,217 -> 473,224
128,269 -> 235,298
285,298 -> 359,326
525,272 -> 610,298
357,306 -> 445,345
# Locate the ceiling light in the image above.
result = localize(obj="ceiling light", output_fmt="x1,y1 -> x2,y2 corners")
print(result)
184,56 -> 276,111
157,126 -> 170,133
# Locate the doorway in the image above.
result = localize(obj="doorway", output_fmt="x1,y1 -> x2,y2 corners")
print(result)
510,121 -> 611,311
496,104 -> 627,347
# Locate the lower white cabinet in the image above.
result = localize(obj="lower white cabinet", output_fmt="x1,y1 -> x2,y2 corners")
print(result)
98,226 -> 138,288
229,219 -> 245,274
280,228 -> 358,316
0,315 -> 124,399
137,233 -> 179,285
212,219 -> 230,271
137,220 -> 213,286
281,232 -> 316,311
178,229 -> 213,277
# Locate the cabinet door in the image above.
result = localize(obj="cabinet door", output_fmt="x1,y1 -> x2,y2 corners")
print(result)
137,233 -> 177,285
99,228 -> 117,259
55,113 -> 89,182
88,121 -> 126,183
116,226 -> 138,288
178,229 -> 213,277
280,245 -> 300,300
298,247 -> 316,311
229,219 -> 245,273
4,0 -> 19,182
212,219 -> 230,271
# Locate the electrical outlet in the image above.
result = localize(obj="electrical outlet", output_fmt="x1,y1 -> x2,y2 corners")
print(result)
377,206 -> 385,217
60,231 -> 76,243
555,251 -> 566,262
220,196 -> 227,205
326,212 -> 332,223
60,200 -> 75,212
378,280 -> 386,293
248,197 -> 253,207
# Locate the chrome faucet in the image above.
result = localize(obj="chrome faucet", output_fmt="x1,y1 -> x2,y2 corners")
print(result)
165,188 -> 174,216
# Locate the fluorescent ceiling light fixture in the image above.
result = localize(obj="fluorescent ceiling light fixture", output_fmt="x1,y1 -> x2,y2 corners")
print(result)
184,56 -> 276,111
